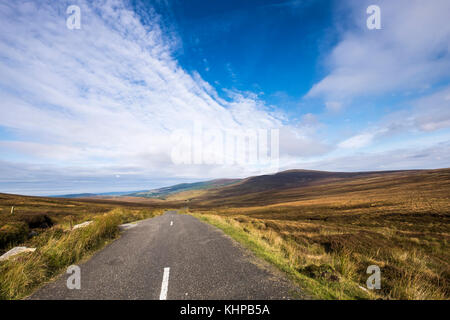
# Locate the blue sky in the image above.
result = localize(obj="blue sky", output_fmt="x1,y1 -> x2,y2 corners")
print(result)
153,0 -> 335,99
0,0 -> 449,195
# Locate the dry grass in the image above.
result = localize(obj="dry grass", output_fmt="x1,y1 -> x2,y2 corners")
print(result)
189,169 -> 450,300
1,169 -> 448,300
0,193 -> 169,253
0,207 -> 163,300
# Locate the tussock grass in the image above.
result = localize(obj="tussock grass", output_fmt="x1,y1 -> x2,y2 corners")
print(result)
187,169 -> 449,300
0,222 -> 29,250
193,211 -> 448,300
0,208 -> 162,300
192,213 -> 373,300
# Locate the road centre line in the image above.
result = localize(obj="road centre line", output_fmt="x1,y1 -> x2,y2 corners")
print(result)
159,267 -> 170,300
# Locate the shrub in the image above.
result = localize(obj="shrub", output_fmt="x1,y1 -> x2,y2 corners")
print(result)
19,213 -> 54,229
0,222 -> 29,252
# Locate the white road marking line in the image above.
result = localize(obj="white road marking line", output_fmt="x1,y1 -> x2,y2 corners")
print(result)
170,221 -> 173,226
159,267 -> 170,300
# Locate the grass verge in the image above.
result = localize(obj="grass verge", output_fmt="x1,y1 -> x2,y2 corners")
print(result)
0,208 -> 162,300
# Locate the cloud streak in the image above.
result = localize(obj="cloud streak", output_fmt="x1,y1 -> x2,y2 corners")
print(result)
0,0 -> 328,194
0,0 -> 448,195
307,0 -> 450,102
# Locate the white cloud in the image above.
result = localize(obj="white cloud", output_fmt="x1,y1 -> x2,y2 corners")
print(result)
338,132 -> 375,149
325,101 -> 342,112
0,0 -> 447,195
302,140 -> 450,172
307,0 -> 450,102
412,86 -> 450,132
334,84 -> 450,151
0,0 -> 328,192
304,0 -> 450,159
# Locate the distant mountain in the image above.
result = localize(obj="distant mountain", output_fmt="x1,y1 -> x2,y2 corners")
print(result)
201,170 -> 380,197
51,191 -> 147,198
52,193 -> 97,198
49,169 -> 411,202
188,169 -> 412,206
127,179 -> 240,199
127,170 -> 397,201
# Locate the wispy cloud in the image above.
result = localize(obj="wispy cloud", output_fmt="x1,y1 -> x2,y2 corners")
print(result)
302,0 -> 450,159
333,85 -> 450,151
0,0 -> 448,195
306,0 -> 450,102
300,140 -> 450,172
0,0 -> 327,194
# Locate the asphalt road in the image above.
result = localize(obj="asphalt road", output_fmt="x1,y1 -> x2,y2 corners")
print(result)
30,211 -> 303,300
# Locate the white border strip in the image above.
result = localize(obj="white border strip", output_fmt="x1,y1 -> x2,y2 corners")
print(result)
159,267 -> 170,300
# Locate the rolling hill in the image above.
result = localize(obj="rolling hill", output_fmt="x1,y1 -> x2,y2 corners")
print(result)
51,191 -> 147,198
1,168 -> 449,299
161,168 -> 448,208
185,168 -> 450,299
127,179 -> 240,199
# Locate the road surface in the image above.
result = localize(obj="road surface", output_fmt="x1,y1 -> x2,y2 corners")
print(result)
30,211 -> 303,300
